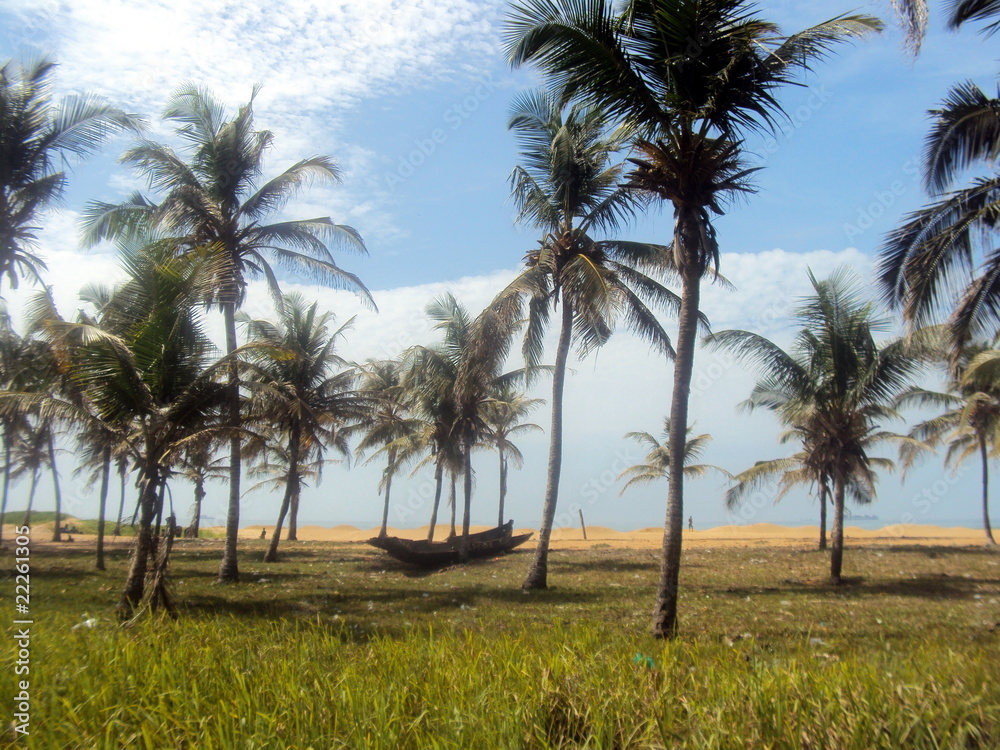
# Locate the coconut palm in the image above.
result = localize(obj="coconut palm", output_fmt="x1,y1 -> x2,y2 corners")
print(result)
5,241 -> 234,615
482,384 -> 543,526
398,337 -> 463,542
83,86 -> 372,584
505,0 -> 881,633
355,360 -> 421,538
174,441 -> 227,538
709,269 -> 931,584
239,293 -> 362,561
0,304 -> 33,547
889,0 -> 1000,53
897,342 -> 1000,544
878,78 -> 1000,355
618,419 -> 728,494
493,91 -> 679,591
0,57 -> 140,290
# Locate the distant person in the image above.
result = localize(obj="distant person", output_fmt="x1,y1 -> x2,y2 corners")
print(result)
259,528 -> 267,539
688,516 -> 693,532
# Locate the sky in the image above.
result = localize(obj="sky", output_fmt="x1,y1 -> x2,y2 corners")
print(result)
0,0 -> 996,532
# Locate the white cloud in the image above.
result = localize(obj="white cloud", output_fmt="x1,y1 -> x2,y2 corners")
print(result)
8,239 -> 976,532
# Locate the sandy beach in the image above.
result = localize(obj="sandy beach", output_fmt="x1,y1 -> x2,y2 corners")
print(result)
229,522 -> 990,549
7,521 -> 991,551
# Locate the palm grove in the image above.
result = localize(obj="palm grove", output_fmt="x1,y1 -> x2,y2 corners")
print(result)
1,0 -> 999,634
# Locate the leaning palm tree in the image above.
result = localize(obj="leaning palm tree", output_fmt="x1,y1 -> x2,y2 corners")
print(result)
897,341 -> 1000,544
494,91 -> 678,591
481,384 -> 543,527
83,86 -> 372,584
239,293 -> 363,561
709,269 -> 931,584
878,78 -> 1000,356
0,57 -> 140,290
504,0 -> 880,633
174,440 -> 227,538
618,419 -> 728,494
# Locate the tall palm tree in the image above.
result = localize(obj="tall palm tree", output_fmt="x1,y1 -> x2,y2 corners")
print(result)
0,304 -> 32,547
398,333 -> 463,542
482,384 -> 543,526
494,91 -> 678,591
7,241 -> 233,615
505,0 -> 881,634
239,293 -> 362,562
83,86 -> 372,584
355,360 -> 420,538
897,342 -> 1000,544
878,78 -> 1000,355
709,269 -> 931,584
618,419 -> 728,494
0,57 -> 140,290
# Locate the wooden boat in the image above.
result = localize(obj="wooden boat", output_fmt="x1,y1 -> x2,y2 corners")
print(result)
367,520 -> 533,567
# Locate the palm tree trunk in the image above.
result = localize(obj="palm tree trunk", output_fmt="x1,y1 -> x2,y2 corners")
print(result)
523,298 -> 573,590
459,433 -> 475,562
120,469 -> 158,615
190,476 -> 204,538
264,424 -> 300,563
218,300 -> 242,583
497,450 -> 508,527
979,437 -> 996,545
113,461 -> 126,537
48,432 -> 62,542
23,470 -> 39,529
0,431 -> 11,547
830,474 -> 846,584
96,445 -> 111,571
653,268 -> 701,638
287,492 -> 299,541
818,477 -> 828,551
449,472 -> 457,538
378,447 -> 397,538
427,456 -> 444,541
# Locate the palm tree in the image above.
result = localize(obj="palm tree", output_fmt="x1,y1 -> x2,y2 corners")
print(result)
239,293 -> 362,561
175,441 -> 227,538
0,57 -> 141,290
493,91 -> 679,591
889,0 -> 1000,53
897,342 -> 1000,544
878,78 -> 1000,355
505,0 -> 881,634
83,86 -> 372,584
482,384 -> 543,526
709,269 -> 931,584
356,360 -> 420,538
8,241 -> 233,615
0,304 -> 32,547
618,419 -> 728,494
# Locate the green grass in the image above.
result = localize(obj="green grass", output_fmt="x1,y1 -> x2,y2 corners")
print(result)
2,539 -> 999,748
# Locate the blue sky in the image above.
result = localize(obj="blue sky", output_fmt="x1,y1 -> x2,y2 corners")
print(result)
0,0 -> 996,531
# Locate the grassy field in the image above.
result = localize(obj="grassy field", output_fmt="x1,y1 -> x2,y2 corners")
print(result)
2,536 -> 999,748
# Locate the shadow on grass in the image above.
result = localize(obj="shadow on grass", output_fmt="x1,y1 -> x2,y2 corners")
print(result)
719,572 -> 997,600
